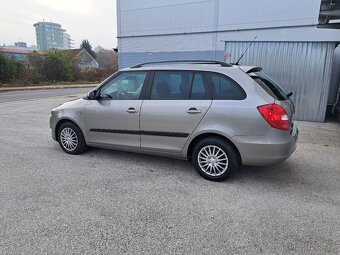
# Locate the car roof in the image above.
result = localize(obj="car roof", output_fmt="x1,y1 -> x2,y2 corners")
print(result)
130,60 -> 232,68
122,64 -> 235,72
121,62 -> 262,76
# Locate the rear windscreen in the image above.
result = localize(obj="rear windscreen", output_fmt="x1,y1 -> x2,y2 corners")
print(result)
252,72 -> 288,101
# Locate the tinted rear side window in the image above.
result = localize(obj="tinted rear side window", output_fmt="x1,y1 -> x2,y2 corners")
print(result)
151,71 -> 192,99
253,72 -> 288,101
191,73 -> 209,99
206,72 -> 246,100
150,71 -> 209,100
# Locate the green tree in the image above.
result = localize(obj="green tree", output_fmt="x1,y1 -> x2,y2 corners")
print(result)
0,54 -> 26,84
28,52 -> 44,73
41,50 -> 74,82
80,39 -> 97,59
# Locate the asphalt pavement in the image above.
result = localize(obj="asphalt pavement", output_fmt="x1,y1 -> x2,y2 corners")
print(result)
0,89 -> 339,254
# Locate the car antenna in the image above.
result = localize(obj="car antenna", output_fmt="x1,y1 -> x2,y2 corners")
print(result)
234,36 -> 257,65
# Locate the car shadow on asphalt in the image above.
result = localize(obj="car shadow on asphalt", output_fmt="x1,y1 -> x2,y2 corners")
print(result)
82,146 -> 297,184
237,161 -> 295,179
85,147 -> 193,171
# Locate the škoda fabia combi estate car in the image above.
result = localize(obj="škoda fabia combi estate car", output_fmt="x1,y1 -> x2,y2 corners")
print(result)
50,60 -> 298,181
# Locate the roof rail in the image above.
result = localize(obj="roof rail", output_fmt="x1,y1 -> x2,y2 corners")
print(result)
131,60 -> 232,68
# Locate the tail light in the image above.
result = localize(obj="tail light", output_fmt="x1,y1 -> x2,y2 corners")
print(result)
257,104 -> 290,131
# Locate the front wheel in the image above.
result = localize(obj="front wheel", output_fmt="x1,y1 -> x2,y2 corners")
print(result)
58,122 -> 87,154
192,137 -> 239,181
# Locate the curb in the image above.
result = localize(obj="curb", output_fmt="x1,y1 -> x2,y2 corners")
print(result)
0,84 -> 98,93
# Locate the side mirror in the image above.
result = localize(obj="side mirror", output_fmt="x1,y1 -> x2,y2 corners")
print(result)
287,92 -> 293,98
87,90 -> 97,100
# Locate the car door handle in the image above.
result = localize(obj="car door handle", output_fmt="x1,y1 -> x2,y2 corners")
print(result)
186,108 -> 202,114
127,107 -> 138,113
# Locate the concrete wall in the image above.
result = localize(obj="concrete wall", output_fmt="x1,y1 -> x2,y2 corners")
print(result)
118,0 -> 322,37
117,0 -> 340,68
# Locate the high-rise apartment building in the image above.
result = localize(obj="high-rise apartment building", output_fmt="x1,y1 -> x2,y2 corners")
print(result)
33,21 -> 72,50
63,33 -> 72,49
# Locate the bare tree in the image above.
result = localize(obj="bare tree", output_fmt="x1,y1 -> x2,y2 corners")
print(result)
94,46 -> 118,70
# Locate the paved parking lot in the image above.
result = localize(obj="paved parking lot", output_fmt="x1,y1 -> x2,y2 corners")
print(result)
0,89 -> 339,254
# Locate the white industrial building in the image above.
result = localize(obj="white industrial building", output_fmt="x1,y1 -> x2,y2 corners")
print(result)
117,0 -> 340,122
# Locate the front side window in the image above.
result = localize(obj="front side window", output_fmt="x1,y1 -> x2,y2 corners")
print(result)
206,73 -> 246,100
150,71 -> 208,99
99,72 -> 147,100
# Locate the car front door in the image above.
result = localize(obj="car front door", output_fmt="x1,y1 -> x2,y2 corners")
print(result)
140,71 -> 212,152
84,71 -> 149,148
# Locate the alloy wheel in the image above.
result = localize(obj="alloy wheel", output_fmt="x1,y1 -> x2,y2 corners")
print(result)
197,145 -> 229,176
60,127 -> 78,151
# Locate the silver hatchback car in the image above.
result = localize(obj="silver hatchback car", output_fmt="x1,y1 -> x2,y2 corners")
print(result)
50,60 -> 298,181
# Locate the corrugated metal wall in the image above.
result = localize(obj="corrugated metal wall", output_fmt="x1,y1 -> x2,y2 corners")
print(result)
328,45 -> 340,106
225,41 -> 336,122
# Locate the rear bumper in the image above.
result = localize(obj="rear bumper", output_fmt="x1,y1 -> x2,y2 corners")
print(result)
233,125 -> 298,166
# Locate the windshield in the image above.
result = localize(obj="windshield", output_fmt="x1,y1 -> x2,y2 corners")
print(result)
252,72 -> 288,101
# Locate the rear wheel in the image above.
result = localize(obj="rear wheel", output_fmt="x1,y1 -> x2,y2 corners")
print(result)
192,137 -> 239,181
58,122 -> 87,154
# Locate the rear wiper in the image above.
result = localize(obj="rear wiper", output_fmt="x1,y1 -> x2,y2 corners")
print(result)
287,92 -> 293,98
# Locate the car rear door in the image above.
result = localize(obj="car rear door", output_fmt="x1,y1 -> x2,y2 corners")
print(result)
275,99 -> 295,127
140,70 -> 212,152
252,72 -> 295,127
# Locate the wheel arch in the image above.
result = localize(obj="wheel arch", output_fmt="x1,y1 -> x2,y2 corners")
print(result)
55,118 -> 84,142
187,133 -> 242,164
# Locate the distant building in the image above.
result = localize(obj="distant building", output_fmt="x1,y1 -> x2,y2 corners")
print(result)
0,48 -> 43,63
63,48 -> 99,69
63,33 -> 72,49
0,41 -> 40,62
33,21 -> 72,50
14,42 -> 27,48
2,42 -> 37,51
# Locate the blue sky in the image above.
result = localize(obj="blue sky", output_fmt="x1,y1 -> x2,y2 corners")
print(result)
0,0 -> 117,49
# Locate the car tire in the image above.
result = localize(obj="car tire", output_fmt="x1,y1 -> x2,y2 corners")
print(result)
192,137 -> 239,181
58,122 -> 87,154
